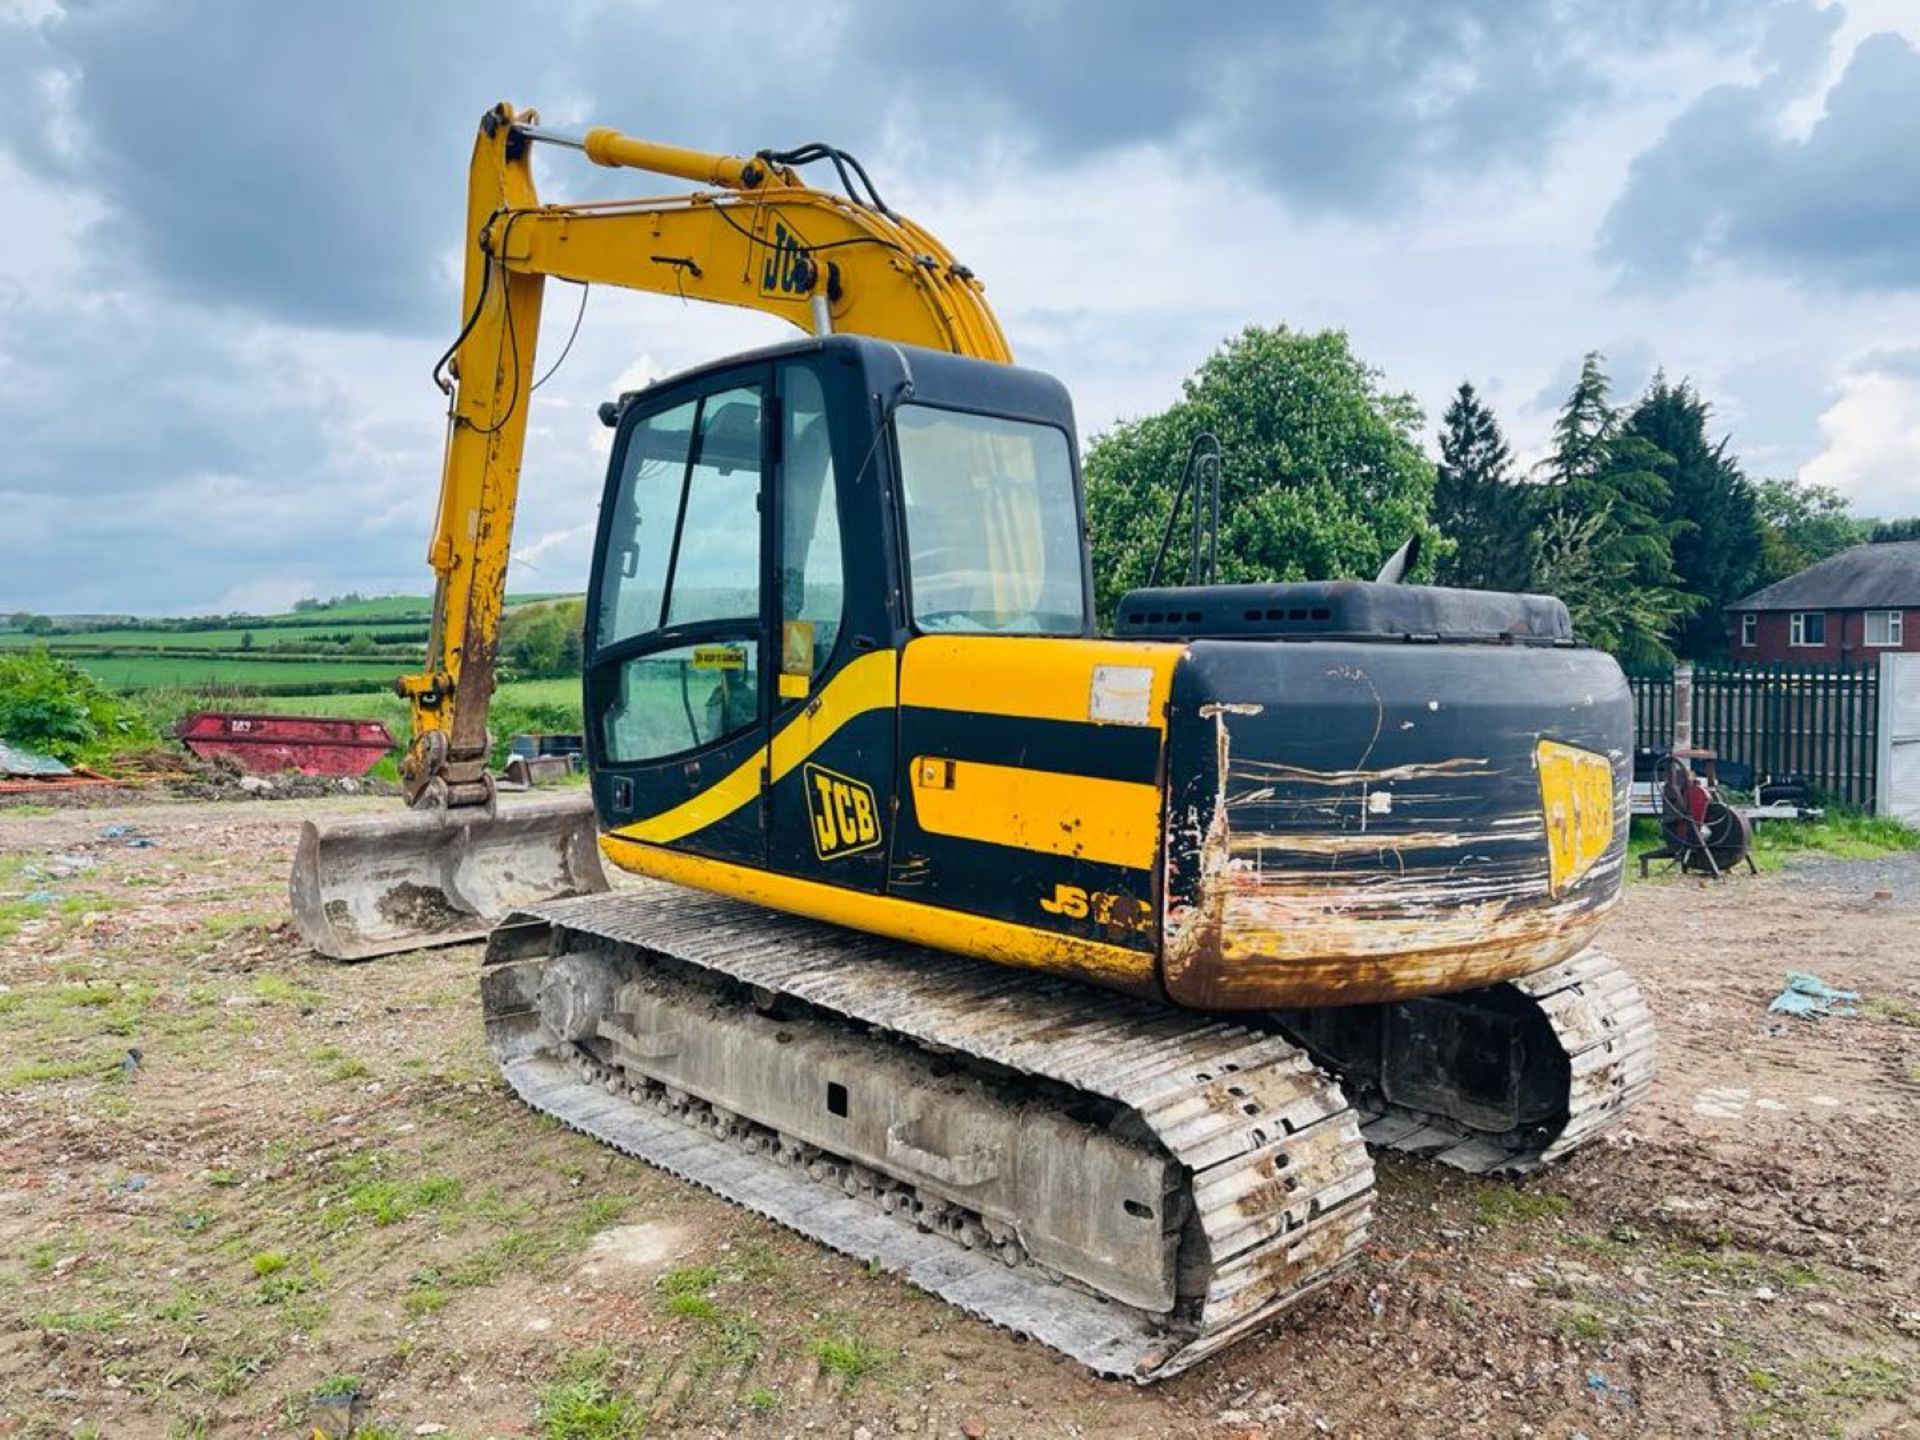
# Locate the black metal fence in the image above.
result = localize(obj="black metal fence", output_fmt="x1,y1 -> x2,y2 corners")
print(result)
1627,662 -> 1881,808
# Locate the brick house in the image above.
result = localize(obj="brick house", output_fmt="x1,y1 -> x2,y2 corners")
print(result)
1726,540 -> 1920,666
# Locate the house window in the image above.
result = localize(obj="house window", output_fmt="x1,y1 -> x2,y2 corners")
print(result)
1866,610 -> 1904,647
1789,612 -> 1827,647
1740,613 -> 1756,648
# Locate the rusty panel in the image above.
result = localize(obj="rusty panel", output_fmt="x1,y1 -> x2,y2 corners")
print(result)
1160,641 -> 1634,1010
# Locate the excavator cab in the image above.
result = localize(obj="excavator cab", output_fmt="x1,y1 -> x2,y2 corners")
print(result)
581,334 -> 1093,889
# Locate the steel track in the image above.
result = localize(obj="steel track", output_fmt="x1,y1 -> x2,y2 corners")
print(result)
1343,948 -> 1658,1174
482,884 -> 1375,1380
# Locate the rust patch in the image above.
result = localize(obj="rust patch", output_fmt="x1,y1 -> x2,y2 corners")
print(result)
1162,704 -> 1241,989
1161,708 -> 1623,1009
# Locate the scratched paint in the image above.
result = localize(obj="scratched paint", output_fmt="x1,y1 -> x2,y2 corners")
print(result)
1160,639 -> 1634,1010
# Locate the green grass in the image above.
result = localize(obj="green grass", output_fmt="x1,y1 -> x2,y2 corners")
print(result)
54,653 -> 407,692
33,1307 -> 128,1333
1751,812 -> 1920,867
331,1173 -> 464,1228
1799,1351 -> 1909,1401
311,1044 -> 371,1080
666,1293 -> 720,1321
5,594 -> 578,709
0,1056 -> 111,1090
201,912 -> 283,942
657,1264 -> 718,1296
1556,1306 -> 1612,1341
1473,1187 -> 1569,1226
1861,996 -> 1920,1028
1659,1244 -> 1821,1289
1632,811 -> 1920,879
538,1351 -> 641,1440
809,1332 -> 887,1384
0,625 -> 413,651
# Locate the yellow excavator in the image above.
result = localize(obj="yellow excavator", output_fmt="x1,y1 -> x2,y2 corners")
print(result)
291,104 -> 1653,1379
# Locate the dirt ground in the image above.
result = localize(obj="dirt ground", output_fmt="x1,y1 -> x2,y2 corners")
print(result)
1,794 -> 1916,1439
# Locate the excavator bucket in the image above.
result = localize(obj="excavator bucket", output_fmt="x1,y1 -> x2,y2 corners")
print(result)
290,793 -> 609,961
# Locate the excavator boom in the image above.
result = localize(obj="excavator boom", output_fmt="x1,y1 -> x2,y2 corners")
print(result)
292,103 -> 1007,960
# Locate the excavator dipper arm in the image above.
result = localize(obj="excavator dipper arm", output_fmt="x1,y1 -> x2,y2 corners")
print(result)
404,103 -> 1007,807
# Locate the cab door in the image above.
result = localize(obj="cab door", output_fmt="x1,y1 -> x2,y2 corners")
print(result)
585,365 -> 771,864
760,355 -> 897,896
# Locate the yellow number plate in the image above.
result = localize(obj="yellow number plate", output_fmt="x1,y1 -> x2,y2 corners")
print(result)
1537,739 -> 1615,895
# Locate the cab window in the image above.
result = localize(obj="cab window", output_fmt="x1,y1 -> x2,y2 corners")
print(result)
594,384 -> 764,763
779,365 -> 844,683
893,405 -> 1086,634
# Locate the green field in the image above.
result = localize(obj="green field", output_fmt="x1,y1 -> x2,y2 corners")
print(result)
0,625 -> 424,650
1,595 -> 586,765
1,594 -> 573,695
65,656 -> 408,690
251,679 -> 581,734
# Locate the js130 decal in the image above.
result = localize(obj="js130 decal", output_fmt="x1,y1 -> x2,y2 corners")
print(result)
1038,883 -> 1153,934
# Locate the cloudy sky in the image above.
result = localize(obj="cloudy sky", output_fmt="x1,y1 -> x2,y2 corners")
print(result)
2,0 -> 1917,615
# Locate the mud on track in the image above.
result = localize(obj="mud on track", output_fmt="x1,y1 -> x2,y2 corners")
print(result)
1,795 -> 1916,1438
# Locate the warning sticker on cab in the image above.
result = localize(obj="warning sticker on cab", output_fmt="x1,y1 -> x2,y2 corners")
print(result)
691,645 -> 747,672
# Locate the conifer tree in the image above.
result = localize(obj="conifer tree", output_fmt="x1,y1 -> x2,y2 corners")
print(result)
1432,382 -> 1534,591
1625,376 -> 1761,660
1532,353 -> 1696,666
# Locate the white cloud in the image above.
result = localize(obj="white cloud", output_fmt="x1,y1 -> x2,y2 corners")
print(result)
217,577 -> 316,614
1802,365 -> 1920,515
2,0 -> 1918,615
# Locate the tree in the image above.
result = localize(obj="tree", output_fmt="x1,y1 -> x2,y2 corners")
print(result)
1084,326 -> 1436,622
1532,506 -> 1696,664
239,630 -> 255,651
1431,382 -> 1534,591
1870,517 -> 1920,543
1753,478 -> 1869,584
0,649 -> 153,764
23,614 -> 54,635
1625,376 -> 1763,660
501,598 -> 587,679
1533,353 -> 1695,667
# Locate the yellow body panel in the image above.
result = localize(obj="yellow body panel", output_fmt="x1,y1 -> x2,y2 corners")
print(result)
600,835 -> 1159,992
910,757 -> 1162,870
1536,739 -> 1615,895
616,649 -> 897,844
899,635 -> 1183,729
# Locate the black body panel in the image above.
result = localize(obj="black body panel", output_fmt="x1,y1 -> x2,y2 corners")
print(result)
1160,637 -> 1630,1008
1115,580 -> 1572,645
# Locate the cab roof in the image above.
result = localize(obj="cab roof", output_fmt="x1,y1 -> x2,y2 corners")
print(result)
612,333 -> 1077,433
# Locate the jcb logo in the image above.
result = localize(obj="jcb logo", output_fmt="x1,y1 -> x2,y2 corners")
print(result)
1038,883 -> 1152,934
759,219 -> 814,297
805,762 -> 881,860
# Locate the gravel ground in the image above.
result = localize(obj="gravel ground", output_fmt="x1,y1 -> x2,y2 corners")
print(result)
1,796 -> 1916,1438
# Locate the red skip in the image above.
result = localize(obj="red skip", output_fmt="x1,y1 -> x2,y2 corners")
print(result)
177,712 -> 395,777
